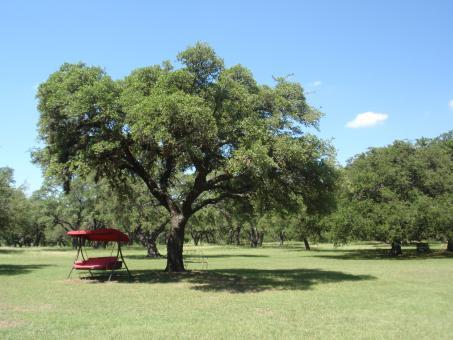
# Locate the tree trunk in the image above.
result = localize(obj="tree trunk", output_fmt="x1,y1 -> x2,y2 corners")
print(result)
249,227 -> 264,247
165,215 -> 187,272
145,224 -> 164,258
72,237 -> 78,249
146,241 -> 161,258
447,239 -> 453,252
206,230 -> 216,244
303,238 -> 311,250
193,233 -> 200,246
235,226 -> 241,245
249,227 -> 259,247
34,231 -> 44,246
138,220 -> 168,258
227,228 -> 234,244
389,241 -> 402,256
279,231 -> 285,246
258,231 -> 264,246
416,242 -> 430,253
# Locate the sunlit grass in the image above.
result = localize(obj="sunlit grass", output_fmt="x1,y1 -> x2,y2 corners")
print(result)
1,242 -> 453,339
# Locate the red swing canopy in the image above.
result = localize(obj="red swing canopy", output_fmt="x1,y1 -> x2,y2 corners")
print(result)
67,228 -> 129,243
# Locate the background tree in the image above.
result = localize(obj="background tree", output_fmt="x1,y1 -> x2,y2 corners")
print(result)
102,180 -> 170,257
416,132 -> 453,250
34,178 -> 104,247
329,132 -> 453,254
187,206 -> 223,246
220,199 -> 251,246
0,167 -> 15,243
0,168 -> 47,246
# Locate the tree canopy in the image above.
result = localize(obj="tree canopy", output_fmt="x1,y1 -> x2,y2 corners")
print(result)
328,132 -> 453,254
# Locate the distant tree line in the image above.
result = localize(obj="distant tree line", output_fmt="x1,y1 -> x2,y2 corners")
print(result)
1,131 -> 451,256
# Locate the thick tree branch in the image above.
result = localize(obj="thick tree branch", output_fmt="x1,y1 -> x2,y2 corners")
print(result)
182,167 -> 209,216
137,218 -> 170,245
183,170 -> 243,216
191,192 -> 246,214
53,217 -> 74,231
206,173 -> 232,188
159,155 -> 175,192
123,145 -> 177,213
159,146 -> 176,192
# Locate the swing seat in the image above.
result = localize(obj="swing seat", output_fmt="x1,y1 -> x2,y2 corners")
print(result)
73,256 -> 122,270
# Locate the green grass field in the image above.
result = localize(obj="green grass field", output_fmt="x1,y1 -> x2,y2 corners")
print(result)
1,243 -> 453,339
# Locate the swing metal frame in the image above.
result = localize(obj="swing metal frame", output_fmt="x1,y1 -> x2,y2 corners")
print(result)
67,229 -> 133,281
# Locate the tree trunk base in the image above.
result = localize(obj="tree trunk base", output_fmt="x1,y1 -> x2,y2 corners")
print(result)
164,264 -> 186,272
146,244 -> 162,258
303,238 -> 311,251
447,239 -> 453,252
416,242 -> 430,253
389,241 -> 402,256
165,215 -> 186,272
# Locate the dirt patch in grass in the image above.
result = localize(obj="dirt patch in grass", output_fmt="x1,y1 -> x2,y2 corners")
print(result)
0,319 -> 26,329
255,307 -> 274,316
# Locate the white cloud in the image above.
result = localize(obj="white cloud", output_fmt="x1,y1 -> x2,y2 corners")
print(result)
312,80 -> 322,87
346,112 -> 388,128
448,100 -> 453,110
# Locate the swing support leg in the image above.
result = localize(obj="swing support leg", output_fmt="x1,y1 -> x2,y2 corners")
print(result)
107,245 -> 120,282
119,243 -> 133,281
67,238 -> 82,279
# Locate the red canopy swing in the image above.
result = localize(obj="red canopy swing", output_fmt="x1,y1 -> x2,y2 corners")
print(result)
67,228 -> 132,281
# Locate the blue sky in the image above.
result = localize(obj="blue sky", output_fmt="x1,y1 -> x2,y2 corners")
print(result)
1,0 -> 452,193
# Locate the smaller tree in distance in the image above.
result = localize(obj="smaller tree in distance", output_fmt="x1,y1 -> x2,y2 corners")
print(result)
328,132 -> 453,255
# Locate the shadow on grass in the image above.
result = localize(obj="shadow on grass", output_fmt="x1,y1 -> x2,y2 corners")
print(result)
186,254 -> 269,258
0,248 -> 26,254
83,268 -> 375,293
0,264 -> 53,276
126,254 -> 268,260
124,255 -> 166,260
262,243 -> 308,250
312,248 -> 453,260
42,247 -> 76,252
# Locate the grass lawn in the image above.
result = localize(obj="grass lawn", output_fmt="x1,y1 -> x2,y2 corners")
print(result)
1,242 -> 453,339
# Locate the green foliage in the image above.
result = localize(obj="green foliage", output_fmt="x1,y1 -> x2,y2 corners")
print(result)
187,206 -> 226,245
0,168 -> 15,237
329,132 -> 453,246
34,43 -> 329,213
0,168 -> 47,246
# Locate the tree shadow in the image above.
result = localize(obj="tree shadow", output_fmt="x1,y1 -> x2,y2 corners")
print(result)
312,248 -> 453,260
97,268 -> 375,293
0,264 -> 53,276
42,247 -> 76,252
262,244 -> 308,250
125,255 -> 166,260
0,248 -> 26,254
187,254 -> 269,259
125,254 -> 268,260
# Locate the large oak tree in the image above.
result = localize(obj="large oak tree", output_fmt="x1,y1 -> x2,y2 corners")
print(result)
35,43 -> 334,271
